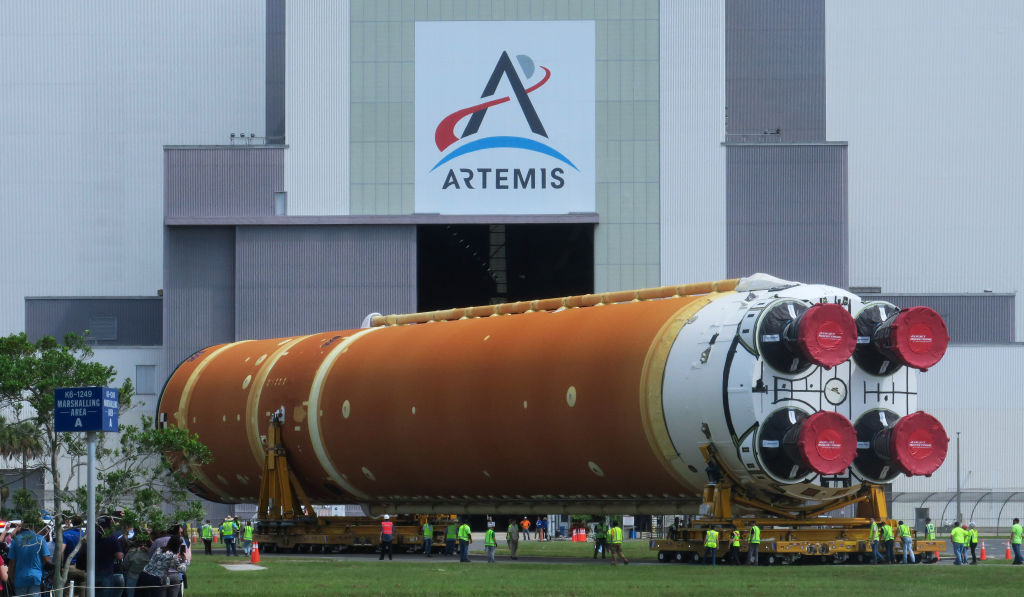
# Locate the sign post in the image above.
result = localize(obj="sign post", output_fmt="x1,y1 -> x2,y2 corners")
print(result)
55,386 -> 119,597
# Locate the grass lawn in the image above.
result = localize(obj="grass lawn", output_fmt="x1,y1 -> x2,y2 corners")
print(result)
183,542 -> 1023,596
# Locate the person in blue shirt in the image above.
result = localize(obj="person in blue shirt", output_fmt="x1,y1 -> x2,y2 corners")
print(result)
8,525 -> 52,596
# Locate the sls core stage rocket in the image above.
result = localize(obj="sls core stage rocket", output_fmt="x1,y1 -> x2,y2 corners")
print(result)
158,274 -> 950,515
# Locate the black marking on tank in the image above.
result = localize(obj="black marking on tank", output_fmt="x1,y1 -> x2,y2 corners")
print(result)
722,335 -> 741,440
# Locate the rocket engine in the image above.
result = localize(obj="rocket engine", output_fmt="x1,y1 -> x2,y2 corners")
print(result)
157,274 -> 950,514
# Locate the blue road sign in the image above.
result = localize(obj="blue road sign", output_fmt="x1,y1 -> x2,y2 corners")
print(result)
54,387 -> 119,432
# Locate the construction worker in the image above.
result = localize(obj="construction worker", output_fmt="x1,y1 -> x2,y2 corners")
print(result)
593,521 -> 606,559
925,517 -> 936,540
607,521 -> 629,566
897,520 -> 915,563
881,520 -> 895,563
747,522 -> 760,565
869,517 -> 882,563
703,527 -> 718,566
484,525 -> 497,563
667,517 -> 681,541
506,519 -> 519,560
379,514 -> 394,561
1010,517 -> 1023,564
200,520 -> 213,555
967,522 -> 979,564
950,520 -> 964,565
422,520 -> 433,557
220,516 -> 237,556
445,521 -> 458,556
242,521 -> 254,556
457,519 -> 472,563
729,527 -> 741,565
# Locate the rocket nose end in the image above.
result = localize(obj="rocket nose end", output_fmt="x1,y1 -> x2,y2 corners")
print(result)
889,411 -> 948,476
796,411 -> 858,475
887,306 -> 950,371
795,303 -> 858,368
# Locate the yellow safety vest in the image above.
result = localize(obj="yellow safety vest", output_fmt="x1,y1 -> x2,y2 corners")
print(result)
609,527 -> 623,544
705,529 -> 718,548
925,523 -> 935,540
201,524 -> 213,539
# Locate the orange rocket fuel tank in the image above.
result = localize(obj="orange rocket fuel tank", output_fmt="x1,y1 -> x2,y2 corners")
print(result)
157,275 -> 949,514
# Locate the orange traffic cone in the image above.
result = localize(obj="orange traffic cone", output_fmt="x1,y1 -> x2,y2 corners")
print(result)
934,550 -> 940,561
980,541 -> 987,560
214,531 -> 219,544
1007,541 -> 1013,560
250,541 -> 260,564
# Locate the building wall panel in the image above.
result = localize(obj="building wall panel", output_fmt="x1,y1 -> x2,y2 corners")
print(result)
0,0 -> 265,335
726,0 -> 825,142
234,225 -> 416,339
865,294 -> 1015,345
659,0 -> 727,286
726,144 -> 848,286
163,227 -> 236,373
826,0 -> 1024,339
165,147 -> 284,218
25,297 -> 162,346
284,0 -> 351,215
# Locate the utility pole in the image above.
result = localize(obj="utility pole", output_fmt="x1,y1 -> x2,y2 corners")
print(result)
955,431 -> 962,522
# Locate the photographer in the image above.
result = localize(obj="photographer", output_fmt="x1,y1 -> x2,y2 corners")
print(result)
135,536 -> 187,597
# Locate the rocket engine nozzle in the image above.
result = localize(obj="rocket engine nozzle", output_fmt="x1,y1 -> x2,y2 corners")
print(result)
854,410 -> 948,480
855,304 -> 949,373
759,301 -> 857,372
759,409 -> 858,480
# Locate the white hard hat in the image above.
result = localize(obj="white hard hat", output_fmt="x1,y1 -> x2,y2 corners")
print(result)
384,514 -> 390,519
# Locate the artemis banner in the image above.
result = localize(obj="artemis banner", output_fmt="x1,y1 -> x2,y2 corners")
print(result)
415,21 -> 595,215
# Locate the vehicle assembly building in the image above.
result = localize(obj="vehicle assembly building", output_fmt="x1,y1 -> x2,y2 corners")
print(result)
3,0 -> 1023,530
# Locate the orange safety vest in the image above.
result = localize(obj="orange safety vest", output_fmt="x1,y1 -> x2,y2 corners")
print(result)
382,521 -> 394,536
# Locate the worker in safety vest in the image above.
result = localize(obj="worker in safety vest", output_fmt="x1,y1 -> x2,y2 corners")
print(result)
379,514 -> 394,561
200,520 -> 213,555
445,522 -> 458,557
703,528 -> 719,566
925,517 -> 936,540
881,521 -> 895,564
868,517 -> 881,563
729,527 -> 741,565
457,519 -> 472,563
950,521 -> 965,565
422,520 -> 433,557
484,525 -> 497,563
220,516 -> 237,556
1010,517 -> 1023,564
242,522 -> 254,556
967,522 -> 979,564
506,520 -> 519,560
608,521 -> 629,566
897,520 -> 915,564
593,522 -> 606,559
747,523 -> 760,565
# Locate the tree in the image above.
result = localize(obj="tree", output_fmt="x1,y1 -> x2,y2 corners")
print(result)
0,332 -> 211,592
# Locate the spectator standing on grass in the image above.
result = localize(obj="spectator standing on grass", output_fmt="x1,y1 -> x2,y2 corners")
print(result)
94,516 -> 126,597
7,524 -> 52,597
506,520 -> 519,560
457,519 -> 472,563
136,535 -> 187,597
747,522 -> 760,565
608,521 -> 629,566
1011,518 -> 1023,564
445,522 -> 458,556
422,520 -> 433,557
484,525 -> 497,563
379,515 -> 394,561
520,517 -> 530,541
593,521 -> 606,559
896,520 -> 915,564
124,537 -> 152,597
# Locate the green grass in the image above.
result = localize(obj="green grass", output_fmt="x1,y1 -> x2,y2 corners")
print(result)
183,543 -> 1023,596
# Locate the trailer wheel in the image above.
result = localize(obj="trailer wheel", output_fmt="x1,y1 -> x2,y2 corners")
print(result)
674,552 -> 685,563
657,551 -> 666,562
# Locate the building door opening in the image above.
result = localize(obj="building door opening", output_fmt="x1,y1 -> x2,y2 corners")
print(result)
417,224 -> 594,312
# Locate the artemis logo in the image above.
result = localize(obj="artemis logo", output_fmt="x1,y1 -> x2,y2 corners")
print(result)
431,51 -> 577,185
415,20 -> 594,215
